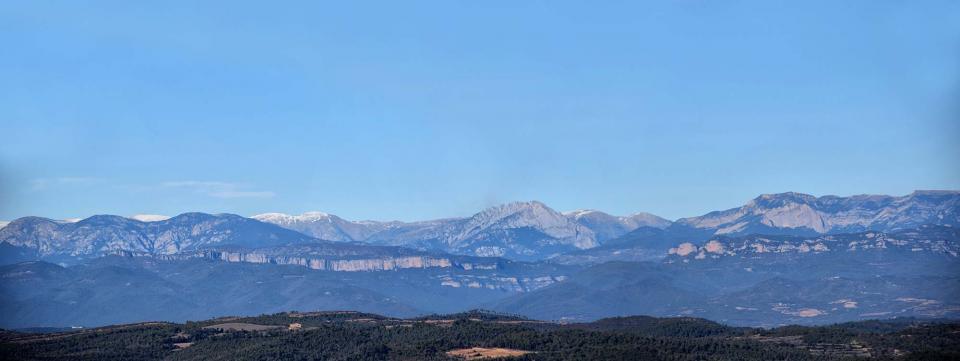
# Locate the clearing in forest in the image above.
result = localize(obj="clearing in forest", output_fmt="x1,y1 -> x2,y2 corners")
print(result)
446,347 -> 533,360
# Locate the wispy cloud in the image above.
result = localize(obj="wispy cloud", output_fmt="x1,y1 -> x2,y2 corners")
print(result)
162,181 -> 275,199
27,178 -> 274,199
30,177 -> 103,191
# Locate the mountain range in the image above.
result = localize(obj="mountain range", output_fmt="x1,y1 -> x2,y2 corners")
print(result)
0,213 -> 319,264
672,190 -> 959,237
497,226 -> 960,325
252,191 -> 958,260
254,201 -> 671,260
0,190 -> 957,328
3,191 -> 955,263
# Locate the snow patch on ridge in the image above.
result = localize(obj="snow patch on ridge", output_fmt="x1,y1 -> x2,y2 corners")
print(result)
130,214 -> 171,222
252,211 -> 338,224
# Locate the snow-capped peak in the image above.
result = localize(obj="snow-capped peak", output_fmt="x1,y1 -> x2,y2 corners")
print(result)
299,211 -> 332,220
129,214 -> 171,222
252,211 -> 335,224
456,201 -> 598,249
468,201 -> 558,227
563,209 -> 598,218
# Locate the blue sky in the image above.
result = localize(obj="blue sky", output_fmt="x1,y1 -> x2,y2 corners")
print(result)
1,1 -> 958,222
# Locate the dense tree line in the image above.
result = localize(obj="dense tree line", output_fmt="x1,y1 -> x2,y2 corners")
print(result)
1,313 -> 958,360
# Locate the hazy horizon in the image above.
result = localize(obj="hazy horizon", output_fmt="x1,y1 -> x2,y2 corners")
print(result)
2,3 -> 959,357
3,1 -> 958,222
3,189 -> 959,224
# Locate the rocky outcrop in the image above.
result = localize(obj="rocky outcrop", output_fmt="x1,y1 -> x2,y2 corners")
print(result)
0,213 -> 318,258
255,201 -> 671,260
666,225 -> 960,262
674,191 -> 959,237
124,249 -> 500,273
437,274 -> 568,292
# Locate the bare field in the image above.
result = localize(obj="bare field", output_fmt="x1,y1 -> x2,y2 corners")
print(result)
446,347 -> 533,360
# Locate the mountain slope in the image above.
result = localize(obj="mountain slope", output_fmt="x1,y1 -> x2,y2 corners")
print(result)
0,251 -> 572,328
548,226 -> 682,265
563,210 -> 671,242
0,259 -> 422,328
256,201 -> 668,260
445,201 -> 598,257
673,191 -> 959,237
490,262 -> 702,321
0,213 -> 319,263
496,226 -> 960,325
129,214 -> 170,222
252,212 -> 398,242
361,201 -> 601,260
665,225 -> 960,262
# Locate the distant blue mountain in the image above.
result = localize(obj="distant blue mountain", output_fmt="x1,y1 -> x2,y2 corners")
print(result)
256,201 -> 671,260
672,190 -> 959,237
0,191 -> 957,328
494,226 -> 960,326
553,191 -> 959,265
0,213 -> 319,264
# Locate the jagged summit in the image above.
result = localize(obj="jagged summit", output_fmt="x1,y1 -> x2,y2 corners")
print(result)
459,201 -> 589,238
0,212 -> 317,260
448,200 -> 598,253
344,200 -> 605,259
750,192 -> 818,206
251,201 -> 669,260
564,209 -> 671,242
5,191 -> 953,263
676,191 -> 959,236
251,211 -> 394,242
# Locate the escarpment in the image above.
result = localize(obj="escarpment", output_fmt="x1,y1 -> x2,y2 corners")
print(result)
116,249 -> 501,272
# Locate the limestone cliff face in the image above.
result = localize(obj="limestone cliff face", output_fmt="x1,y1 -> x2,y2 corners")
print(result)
665,225 -> 960,262
674,191 -> 960,236
144,249 -> 498,272
438,274 -> 568,292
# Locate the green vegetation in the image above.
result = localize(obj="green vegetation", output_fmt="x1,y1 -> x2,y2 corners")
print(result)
1,311 -> 957,360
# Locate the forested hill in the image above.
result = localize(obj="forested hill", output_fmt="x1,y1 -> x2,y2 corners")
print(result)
1,311 -> 957,360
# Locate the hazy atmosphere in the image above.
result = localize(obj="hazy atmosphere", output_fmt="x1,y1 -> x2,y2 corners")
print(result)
3,2 -> 960,360
3,1 -> 959,222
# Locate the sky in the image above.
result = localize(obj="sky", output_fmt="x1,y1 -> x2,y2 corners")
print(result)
1,1 -> 958,222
